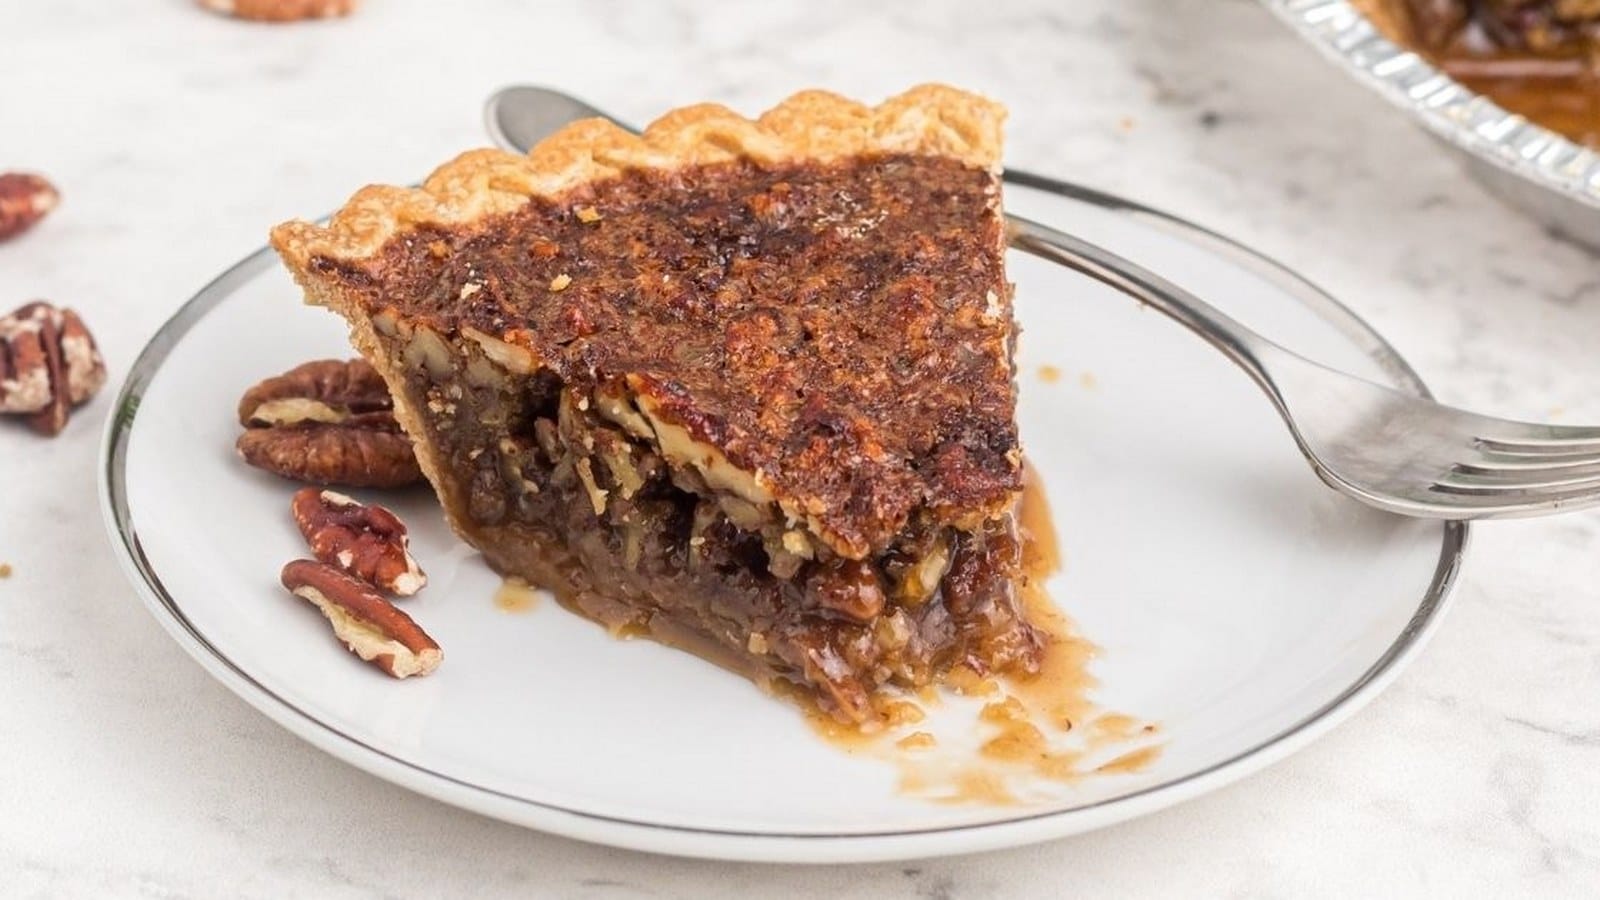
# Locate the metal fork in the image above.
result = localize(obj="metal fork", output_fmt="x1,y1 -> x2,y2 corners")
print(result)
486,86 -> 1600,520
1009,216 -> 1600,519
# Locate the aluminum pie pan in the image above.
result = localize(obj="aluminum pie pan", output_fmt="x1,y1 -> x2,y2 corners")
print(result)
1263,0 -> 1600,248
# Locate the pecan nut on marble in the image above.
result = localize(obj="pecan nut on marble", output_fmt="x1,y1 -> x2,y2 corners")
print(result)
0,173 -> 60,242
236,358 -> 422,487
291,487 -> 426,596
280,559 -> 441,678
0,301 -> 107,437
197,0 -> 359,22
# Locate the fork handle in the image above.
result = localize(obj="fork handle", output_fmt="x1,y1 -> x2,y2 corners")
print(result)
1006,214 -> 1288,414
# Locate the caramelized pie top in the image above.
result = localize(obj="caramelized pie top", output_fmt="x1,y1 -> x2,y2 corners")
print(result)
272,86 -> 1020,558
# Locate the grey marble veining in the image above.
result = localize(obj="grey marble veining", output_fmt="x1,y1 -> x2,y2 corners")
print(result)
4,0 -> 1600,896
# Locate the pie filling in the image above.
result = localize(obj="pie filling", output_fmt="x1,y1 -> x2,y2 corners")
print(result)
302,151 -> 1044,723
380,346 -> 1041,722
1381,0 -> 1600,144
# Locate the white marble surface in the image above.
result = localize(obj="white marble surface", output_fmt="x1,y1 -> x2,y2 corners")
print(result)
5,0 -> 1600,895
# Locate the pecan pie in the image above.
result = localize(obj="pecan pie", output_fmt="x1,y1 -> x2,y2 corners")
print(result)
1360,0 -> 1600,145
270,86 -> 1045,724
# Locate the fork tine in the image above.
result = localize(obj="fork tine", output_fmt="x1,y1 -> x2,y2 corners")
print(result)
1423,481 -> 1600,516
1476,425 -> 1600,454
1474,442 -> 1600,457
1455,455 -> 1600,476
1435,468 -> 1600,494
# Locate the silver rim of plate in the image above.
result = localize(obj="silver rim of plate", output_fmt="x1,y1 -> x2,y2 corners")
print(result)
1263,0 -> 1600,210
99,170 -> 1468,855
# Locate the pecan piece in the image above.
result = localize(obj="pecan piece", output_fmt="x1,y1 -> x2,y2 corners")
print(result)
280,559 -> 441,678
198,0 -> 358,21
236,359 -> 422,488
806,558 -> 888,624
292,487 -> 426,596
0,173 -> 59,242
0,302 -> 107,437
238,357 -> 395,426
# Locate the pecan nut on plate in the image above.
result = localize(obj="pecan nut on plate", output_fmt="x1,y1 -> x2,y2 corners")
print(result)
291,487 -> 426,596
236,358 -> 422,488
280,559 -> 441,678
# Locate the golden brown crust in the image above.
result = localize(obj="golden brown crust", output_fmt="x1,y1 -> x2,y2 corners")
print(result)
271,84 -> 1003,270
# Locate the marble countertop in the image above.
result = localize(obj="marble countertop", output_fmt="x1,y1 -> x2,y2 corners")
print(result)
6,0 -> 1600,896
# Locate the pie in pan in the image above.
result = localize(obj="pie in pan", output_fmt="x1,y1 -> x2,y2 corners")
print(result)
1355,0 -> 1600,146
271,85 -> 1046,726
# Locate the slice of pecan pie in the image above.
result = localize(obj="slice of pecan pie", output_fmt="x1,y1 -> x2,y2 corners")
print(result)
271,85 -> 1044,725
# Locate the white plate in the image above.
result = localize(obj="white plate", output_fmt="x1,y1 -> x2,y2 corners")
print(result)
101,173 -> 1464,863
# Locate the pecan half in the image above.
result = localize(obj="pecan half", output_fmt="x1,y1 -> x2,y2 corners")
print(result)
0,173 -> 59,242
236,359 -> 422,487
292,487 -> 426,596
0,302 -> 107,436
198,0 -> 358,21
280,559 -> 441,678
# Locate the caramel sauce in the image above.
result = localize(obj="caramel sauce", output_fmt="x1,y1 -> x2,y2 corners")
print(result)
1079,371 -> 1098,390
1018,463 -> 1061,577
896,765 -> 1020,805
943,666 -> 1002,697
1096,745 -> 1164,775
1006,465 -> 1101,741
977,698 -> 1075,774
494,576 -> 540,613
793,689 -> 920,751
938,771 -> 1018,806
1089,713 -> 1143,740
1037,364 -> 1062,383
800,462 -> 1163,806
